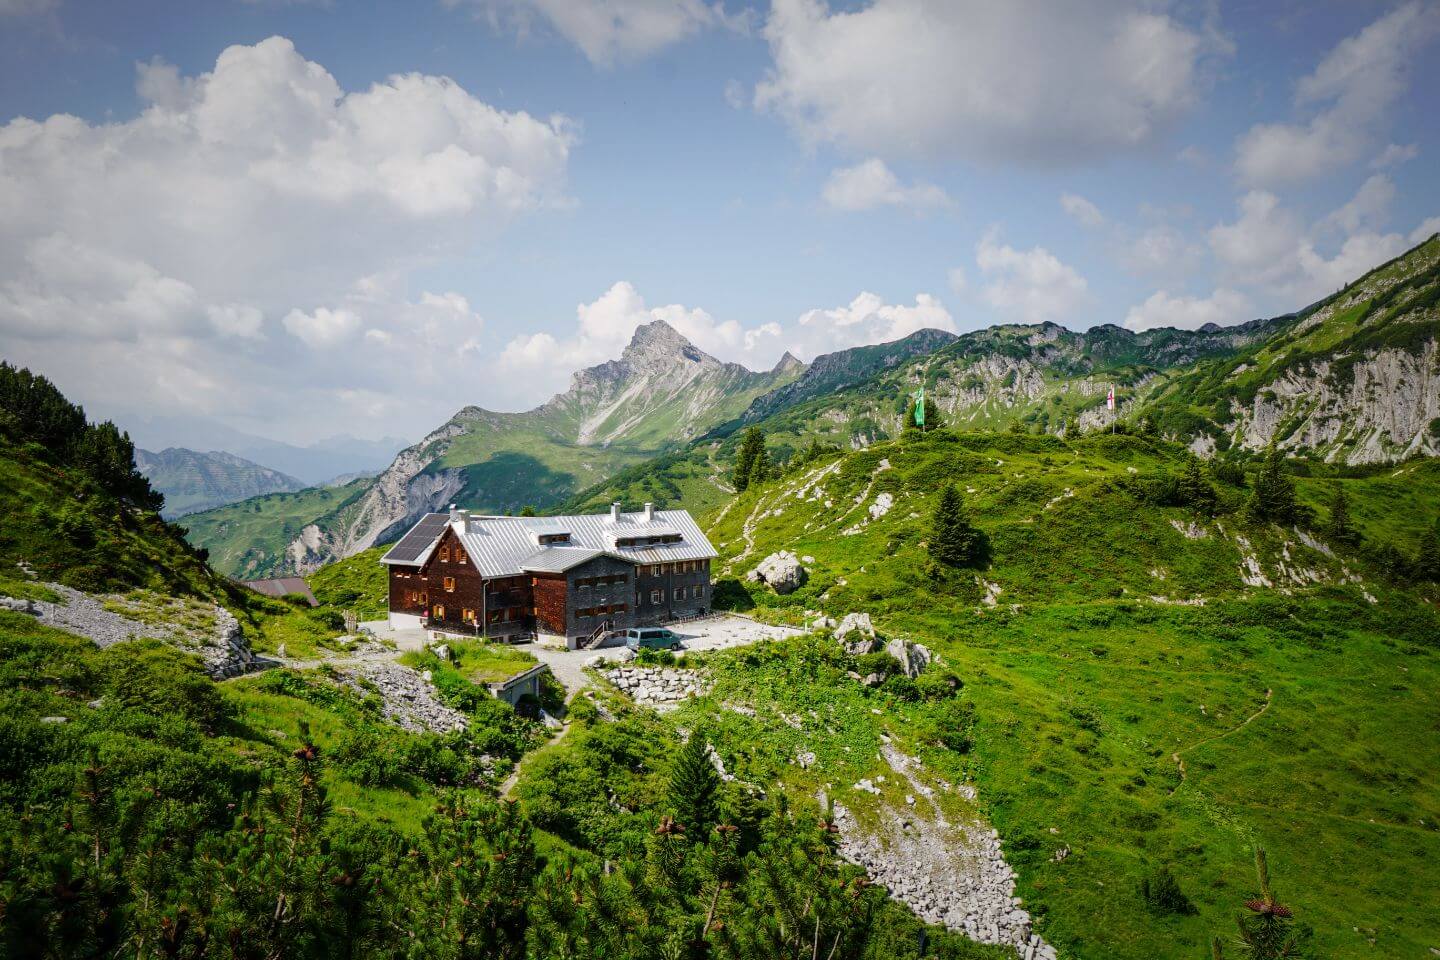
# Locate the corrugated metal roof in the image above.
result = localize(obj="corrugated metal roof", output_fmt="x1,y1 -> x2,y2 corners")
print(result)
519,547 -> 604,573
382,507 -> 718,578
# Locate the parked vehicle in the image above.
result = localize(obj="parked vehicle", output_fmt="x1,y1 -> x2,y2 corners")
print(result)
623,627 -> 680,650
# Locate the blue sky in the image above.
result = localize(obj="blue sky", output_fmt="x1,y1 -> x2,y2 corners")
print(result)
0,0 -> 1436,447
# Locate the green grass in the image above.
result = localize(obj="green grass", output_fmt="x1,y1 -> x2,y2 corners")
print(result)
307,545 -> 389,618
663,428 -> 1440,959
399,637 -> 538,684
178,478 -> 371,578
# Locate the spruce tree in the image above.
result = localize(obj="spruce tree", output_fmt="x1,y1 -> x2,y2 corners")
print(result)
1324,486 -> 1356,546
667,730 -> 721,840
1177,456 -> 1217,515
903,395 -> 942,432
1245,448 -> 1297,525
746,444 -> 773,490
1233,848 -> 1310,960
1417,517 -> 1440,583
929,484 -> 983,568
732,427 -> 767,492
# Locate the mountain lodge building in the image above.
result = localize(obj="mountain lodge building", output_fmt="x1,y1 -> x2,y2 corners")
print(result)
381,502 -> 717,649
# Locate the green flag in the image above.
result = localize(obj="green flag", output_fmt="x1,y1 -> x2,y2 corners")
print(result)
911,386 -> 925,426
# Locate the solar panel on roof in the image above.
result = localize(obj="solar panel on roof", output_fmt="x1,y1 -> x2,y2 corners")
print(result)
384,513 -> 449,564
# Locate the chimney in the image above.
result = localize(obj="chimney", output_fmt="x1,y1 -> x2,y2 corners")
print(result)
448,503 -> 459,521
455,509 -> 470,533
610,501 -> 621,523
643,502 -> 655,523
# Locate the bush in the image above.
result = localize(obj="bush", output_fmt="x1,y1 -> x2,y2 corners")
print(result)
1138,866 -> 1195,915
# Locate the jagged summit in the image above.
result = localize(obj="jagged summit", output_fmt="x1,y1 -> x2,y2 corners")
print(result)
772,351 -> 805,374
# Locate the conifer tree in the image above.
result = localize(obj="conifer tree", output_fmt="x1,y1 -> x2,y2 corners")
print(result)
667,730 -> 721,840
929,484 -> 984,568
903,395 -> 942,432
1233,848 -> 1311,959
732,427 -> 767,492
1177,456 -> 1218,515
1417,517 -> 1440,583
746,444 -> 773,490
1324,486 -> 1356,546
1245,448 -> 1298,525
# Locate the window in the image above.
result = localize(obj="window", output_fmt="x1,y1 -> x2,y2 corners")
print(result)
439,545 -> 450,562
456,549 -> 466,564
444,577 -> 456,592
538,532 -> 571,545
650,590 -> 663,604
432,604 -> 445,620
675,587 -> 686,601
462,608 -> 475,622
695,585 -> 705,598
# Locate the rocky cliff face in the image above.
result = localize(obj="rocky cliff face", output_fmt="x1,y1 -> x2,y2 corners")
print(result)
1150,234 -> 1440,464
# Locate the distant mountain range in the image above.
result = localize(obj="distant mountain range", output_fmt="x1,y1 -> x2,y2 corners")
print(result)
183,321 -> 824,576
135,448 -> 307,517
124,418 -> 406,486
566,234 -> 1440,517
183,233 -> 1440,578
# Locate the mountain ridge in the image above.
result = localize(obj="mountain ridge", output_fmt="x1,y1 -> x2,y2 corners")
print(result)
136,447 -> 307,518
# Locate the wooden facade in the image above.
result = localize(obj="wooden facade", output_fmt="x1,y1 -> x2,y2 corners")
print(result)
386,524 -> 712,648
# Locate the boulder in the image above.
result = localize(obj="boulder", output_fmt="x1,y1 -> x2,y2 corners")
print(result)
748,551 -> 807,594
834,612 -> 879,654
885,637 -> 933,678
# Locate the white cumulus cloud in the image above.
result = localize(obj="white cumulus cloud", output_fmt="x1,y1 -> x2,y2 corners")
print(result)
1234,2 -> 1438,185
974,233 -> 1089,324
822,159 -> 949,213
755,0 -> 1219,165
1060,193 -> 1105,228
0,36 -> 571,442
1124,288 -> 1253,332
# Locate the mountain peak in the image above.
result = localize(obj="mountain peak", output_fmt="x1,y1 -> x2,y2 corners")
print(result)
772,351 -> 805,374
617,319 -> 723,370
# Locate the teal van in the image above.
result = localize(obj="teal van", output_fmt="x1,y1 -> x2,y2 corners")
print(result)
623,627 -> 680,651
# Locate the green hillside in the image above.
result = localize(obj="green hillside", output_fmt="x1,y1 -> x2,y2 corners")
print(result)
684,428 -> 1439,959
176,477 -> 373,579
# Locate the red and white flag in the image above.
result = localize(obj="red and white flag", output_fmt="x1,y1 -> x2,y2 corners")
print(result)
1106,386 -> 1115,411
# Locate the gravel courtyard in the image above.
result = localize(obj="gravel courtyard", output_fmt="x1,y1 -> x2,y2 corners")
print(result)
521,614 -> 803,695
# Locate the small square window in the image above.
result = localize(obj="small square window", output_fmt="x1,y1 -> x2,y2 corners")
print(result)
444,577 -> 456,592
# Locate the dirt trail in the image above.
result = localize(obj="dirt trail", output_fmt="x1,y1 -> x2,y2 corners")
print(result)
1170,688 -> 1273,792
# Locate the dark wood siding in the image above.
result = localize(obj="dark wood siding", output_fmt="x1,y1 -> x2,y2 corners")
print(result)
388,565 -> 427,614
420,526 -> 486,631
532,573 -> 566,635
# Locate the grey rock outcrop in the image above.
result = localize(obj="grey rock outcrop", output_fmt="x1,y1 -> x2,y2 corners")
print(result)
834,612 -> 879,655
885,637 -> 932,678
748,551 -> 807,594
603,666 -> 709,705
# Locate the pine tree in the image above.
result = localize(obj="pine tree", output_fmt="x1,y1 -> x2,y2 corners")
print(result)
732,427 -> 767,493
1177,456 -> 1217,515
519,505 -> 537,517
667,730 -> 721,840
1417,517 -> 1440,583
1324,486 -> 1356,546
1245,448 -> 1298,525
929,485 -> 984,568
903,396 -> 942,432
1233,848 -> 1311,960
746,444 -> 773,490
